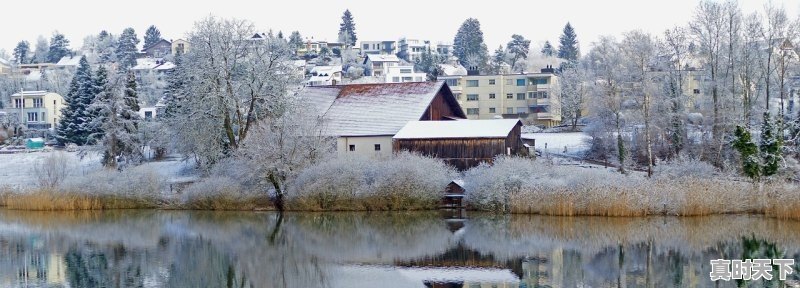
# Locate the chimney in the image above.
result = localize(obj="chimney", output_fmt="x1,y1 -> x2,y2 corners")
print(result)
541,65 -> 555,74
467,66 -> 480,76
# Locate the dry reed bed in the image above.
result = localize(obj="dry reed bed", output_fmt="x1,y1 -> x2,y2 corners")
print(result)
465,157 -> 800,219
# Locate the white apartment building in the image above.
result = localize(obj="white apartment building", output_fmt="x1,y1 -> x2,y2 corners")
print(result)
384,65 -> 427,83
364,54 -> 400,77
398,38 -> 430,62
438,67 -> 561,127
360,40 -> 397,55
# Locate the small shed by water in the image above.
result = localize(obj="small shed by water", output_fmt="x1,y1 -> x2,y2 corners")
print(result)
392,119 -> 524,170
442,180 -> 466,209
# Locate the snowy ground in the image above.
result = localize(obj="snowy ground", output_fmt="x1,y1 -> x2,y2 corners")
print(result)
522,132 -> 590,156
0,150 -> 195,189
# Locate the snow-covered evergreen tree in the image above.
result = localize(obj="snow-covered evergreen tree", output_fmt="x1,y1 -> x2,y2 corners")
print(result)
91,67 -> 142,167
162,51 -> 186,119
124,72 -> 140,112
557,22 -> 580,61
47,32 -> 71,63
288,31 -> 303,54
506,34 -> 531,72
143,25 -> 162,48
338,10 -> 357,47
541,41 -> 556,57
453,18 -> 489,71
95,30 -> 117,63
56,56 -> 94,145
414,48 -> 442,81
116,28 -> 140,70
13,41 -> 30,64
490,45 -> 507,74
760,112 -> 782,177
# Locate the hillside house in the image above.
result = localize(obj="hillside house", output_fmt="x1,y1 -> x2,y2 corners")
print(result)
364,54 -> 400,77
142,39 -> 173,58
295,81 -> 466,157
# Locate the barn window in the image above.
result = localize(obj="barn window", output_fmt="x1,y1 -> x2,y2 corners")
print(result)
466,94 -> 479,101
349,145 -> 356,151
374,144 -> 381,151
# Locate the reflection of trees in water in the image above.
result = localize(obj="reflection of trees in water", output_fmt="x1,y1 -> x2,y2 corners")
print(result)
462,214 -> 800,287
2,211 -> 800,287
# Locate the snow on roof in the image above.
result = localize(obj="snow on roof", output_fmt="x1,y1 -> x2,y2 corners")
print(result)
0,58 -> 9,66
142,39 -> 171,51
366,54 -> 399,62
438,64 -> 467,76
393,119 -> 521,139
132,58 -> 174,71
24,70 -> 43,82
311,65 -> 342,75
296,81 -> 460,136
55,55 -> 82,67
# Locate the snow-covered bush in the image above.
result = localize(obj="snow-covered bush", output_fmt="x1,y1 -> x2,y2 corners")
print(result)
33,152 -> 74,188
654,156 -> 719,180
61,165 -> 164,200
287,152 -> 455,210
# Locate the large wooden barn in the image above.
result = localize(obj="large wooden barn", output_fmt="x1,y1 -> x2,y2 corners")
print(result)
393,119 -> 524,170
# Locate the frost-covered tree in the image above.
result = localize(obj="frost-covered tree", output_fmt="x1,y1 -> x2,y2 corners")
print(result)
338,10 -> 357,47
32,36 -> 49,63
172,16 -> 299,169
116,28 -> 140,70
621,30 -> 658,177
586,36 -> 627,173
47,32 -> 71,63
288,31 -> 303,54
91,67 -> 142,168
558,23 -> 580,61
453,18 -> 489,71
143,25 -> 162,48
489,45 -> 507,74
541,41 -> 556,57
13,41 -> 30,64
162,51 -> 186,119
236,107 -> 335,211
57,56 -> 95,145
124,72 -> 140,112
559,62 -> 588,131
96,30 -> 118,63
507,34 -> 530,72
415,48 -> 442,80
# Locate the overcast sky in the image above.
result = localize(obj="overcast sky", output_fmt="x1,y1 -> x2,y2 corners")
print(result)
1,0 -> 798,58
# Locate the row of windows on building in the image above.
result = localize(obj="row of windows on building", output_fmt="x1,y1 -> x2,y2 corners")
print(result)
13,98 -> 48,108
460,91 -> 549,101
348,144 -> 381,152
446,78 -> 549,88
465,106 -> 550,115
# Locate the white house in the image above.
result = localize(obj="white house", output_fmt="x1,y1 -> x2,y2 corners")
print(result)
363,54 -> 400,77
307,65 -> 343,86
294,81 -> 466,157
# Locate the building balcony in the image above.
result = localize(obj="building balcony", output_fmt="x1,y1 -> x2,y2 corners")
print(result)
26,123 -> 52,130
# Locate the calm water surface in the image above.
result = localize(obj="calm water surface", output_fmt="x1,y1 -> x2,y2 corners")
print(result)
0,209 -> 799,288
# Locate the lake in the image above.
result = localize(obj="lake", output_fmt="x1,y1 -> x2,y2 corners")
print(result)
0,209 -> 798,288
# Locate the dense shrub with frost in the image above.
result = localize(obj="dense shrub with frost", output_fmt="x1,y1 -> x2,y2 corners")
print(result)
181,176 -> 267,210
653,156 -> 720,180
287,152 -> 456,210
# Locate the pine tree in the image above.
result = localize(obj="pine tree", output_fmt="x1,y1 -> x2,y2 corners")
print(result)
277,31 -> 284,39
13,41 -> 30,64
541,41 -> 556,57
92,67 -> 142,167
733,126 -> 760,180
116,28 -> 140,70
507,34 -> 530,72
47,32 -> 71,63
453,18 -> 489,70
162,52 -> 186,119
415,48 -> 441,80
288,31 -> 303,55
558,22 -> 580,61
490,45 -> 507,74
143,25 -> 162,48
760,112 -> 782,177
338,10 -> 357,47
124,72 -> 140,112
56,56 -> 94,145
